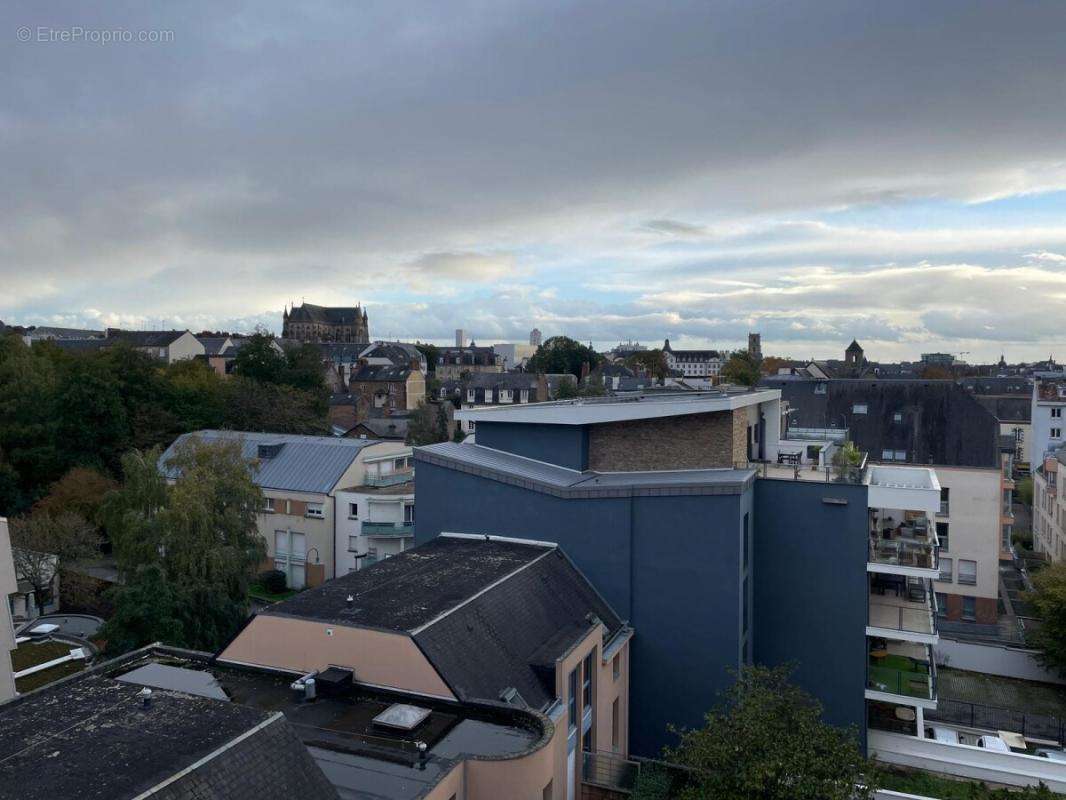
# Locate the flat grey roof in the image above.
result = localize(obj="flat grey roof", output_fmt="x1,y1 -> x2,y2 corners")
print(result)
416,442 -> 753,497
455,388 -> 779,425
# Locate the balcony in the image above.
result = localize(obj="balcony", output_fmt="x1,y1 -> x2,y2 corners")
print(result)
868,519 -> 939,577
364,470 -> 414,488
582,750 -> 641,794
362,521 -> 414,538
868,576 -> 937,643
866,641 -> 937,707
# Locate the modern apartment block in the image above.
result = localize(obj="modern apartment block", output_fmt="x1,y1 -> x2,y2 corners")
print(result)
159,432 -> 411,588
767,377 -> 1004,625
334,473 -> 415,574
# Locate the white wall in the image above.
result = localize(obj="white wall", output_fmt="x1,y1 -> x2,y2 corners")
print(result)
935,638 -> 1066,685
932,467 -> 1000,601
1032,379 -> 1066,464
167,331 -> 207,363
334,488 -> 414,574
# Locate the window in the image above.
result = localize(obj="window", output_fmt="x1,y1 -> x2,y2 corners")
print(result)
1002,524 -> 1012,551
568,669 -> 578,732
958,559 -> 977,585
348,535 -> 359,552
742,575 -> 750,636
939,487 -> 950,516
583,729 -> 592,754
853,403 -> 868,415
306,502 -> 324,519
881,449 -> 906,461
520,389 -> 529,403
542,780 -> 553,800
394,456 -> 410,470
939,557 -> 953,583
742,513 -> 749,571
500,389 -> 513,403
612,697 -> 620,750
814,382 -> 826,395
1053,428 -> 1063,440
936,522 -> 949,552
404,504 -> 415,524
364,547 -> 378,566
612,652 -> 620,680
582,652 -> 593,708
273,530 -> 307,589
263,497 -> 275,513
1053,408 -> 1063,419
935,592 -> 947,617
962,596 -> 976,621
348,502 -> 358,519
466,389 -> 475,403
893,412 -> 903,423
484,389 -> 494,403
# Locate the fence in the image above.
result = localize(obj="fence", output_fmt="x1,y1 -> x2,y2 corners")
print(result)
927,697 -> 1066,745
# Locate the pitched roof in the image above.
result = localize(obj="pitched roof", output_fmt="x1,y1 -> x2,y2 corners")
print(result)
159,430 -> 384,494
286,303 -> 365,325
197,336 -> 232,356
261,535 -> 625,710
763,377 -> 999,468
105,328 -> 190,347
350,363 -> 413,382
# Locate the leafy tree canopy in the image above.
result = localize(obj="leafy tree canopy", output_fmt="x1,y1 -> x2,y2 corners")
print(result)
527,336 -> 601,378
721,350 -> 763,388
406,401 -> 449,446
625,350 -> 669,382
9,510 -> 100,607
653,665 -> 875,800
1026,562 -> 1066,676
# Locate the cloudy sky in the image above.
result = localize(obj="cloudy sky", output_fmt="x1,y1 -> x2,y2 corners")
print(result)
4,1 -> 1066,361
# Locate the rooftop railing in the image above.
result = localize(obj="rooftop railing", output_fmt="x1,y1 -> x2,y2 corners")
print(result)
364,470 -> 414,488
362,521 -> 414,538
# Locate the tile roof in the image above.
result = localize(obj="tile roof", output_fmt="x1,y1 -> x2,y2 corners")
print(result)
159,430 -> 384,494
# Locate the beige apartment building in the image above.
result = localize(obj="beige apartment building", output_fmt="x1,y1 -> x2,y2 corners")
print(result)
1034,448 -> 1066,562
160,431 -> 410,588
220,534 -> 633,800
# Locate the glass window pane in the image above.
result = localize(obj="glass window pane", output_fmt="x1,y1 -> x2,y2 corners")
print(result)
274,531 -> 288,557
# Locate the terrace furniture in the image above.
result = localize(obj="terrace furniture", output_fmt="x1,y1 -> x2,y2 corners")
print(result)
895,707 -> 917,722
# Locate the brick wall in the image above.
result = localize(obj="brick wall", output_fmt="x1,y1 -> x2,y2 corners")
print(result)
587,411 -> 740,471
940,594 -> 998,625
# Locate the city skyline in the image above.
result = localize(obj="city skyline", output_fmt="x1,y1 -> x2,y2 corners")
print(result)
4,1 -> 1066,361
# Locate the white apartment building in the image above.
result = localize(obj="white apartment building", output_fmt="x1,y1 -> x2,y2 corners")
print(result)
335,474 -> 415,574
1032,373 -> 1066,463
662,338 -> 724,379
1034,448 -> 1066,562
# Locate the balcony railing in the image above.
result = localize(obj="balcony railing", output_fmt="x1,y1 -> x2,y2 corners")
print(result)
868,581 -> 937,637
869,537 -> 938,571
362,521 -> 414,538
867,648 -> 937,702
364,470 -> 414,488
582,750 -> 640,793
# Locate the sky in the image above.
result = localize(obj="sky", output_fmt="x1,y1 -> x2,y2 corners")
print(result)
4,1 -> 1066,362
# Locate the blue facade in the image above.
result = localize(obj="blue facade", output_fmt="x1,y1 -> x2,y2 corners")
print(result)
474,421 -> 589,470
415,437 -> 869,757
416,457 -> 750,756
753,478 -> 869,746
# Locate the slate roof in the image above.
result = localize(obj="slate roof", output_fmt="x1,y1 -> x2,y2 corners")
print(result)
197,336 -> 232,356
350,363 -> 413,382
105,328 -> 190,347
159,430 -> 384,494
0,672 -> 334,800
763,377 -> 999,468
49,338 -> 111,354
360,341 -> 424,365
353,416 -> 410,439
960,376 -> 1032,396
975,395 -> 1031,424
286,303 -> 365,325
262,535 -> 625,710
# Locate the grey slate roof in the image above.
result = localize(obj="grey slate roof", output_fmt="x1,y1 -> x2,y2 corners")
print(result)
159,430 -> 384,494
0,672 -> 335,800
105,328 -> 189,347
350,363 -> 413,382
197,336 -> 231,356
286,303 -> 365,325
263,535 -> 625,711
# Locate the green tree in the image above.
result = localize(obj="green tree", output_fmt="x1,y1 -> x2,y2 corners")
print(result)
232,332 -> 287,384
9,511 -> 101,608
164,359 -> 227,432
407,401 -> 449,446
33,466 -> 117,529
527,336 -> 601,378
102,439 -> 265,653
721,350 -> 763,388
1026,562 -> 1066,675
222,377 -> 328,434
832,440 -> 863,482
659,665 -> 875,800
415,343 -> 440,374
54,356 -> 130,473
625,350 -> 669,382
99,565 -> 186,654
282,341 -> 327,393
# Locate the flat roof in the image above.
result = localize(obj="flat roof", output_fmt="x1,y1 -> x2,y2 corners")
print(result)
454,388 -> 779,425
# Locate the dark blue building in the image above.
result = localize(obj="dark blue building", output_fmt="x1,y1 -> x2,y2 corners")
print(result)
414,391 -> 873,757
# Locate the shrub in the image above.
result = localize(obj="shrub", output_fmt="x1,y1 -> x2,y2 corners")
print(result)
258,569 -> 287,594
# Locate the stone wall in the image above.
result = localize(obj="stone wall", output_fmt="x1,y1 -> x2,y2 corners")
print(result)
587,410 -> 743,471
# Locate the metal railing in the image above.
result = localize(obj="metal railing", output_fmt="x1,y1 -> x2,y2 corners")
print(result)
362,521 -> 414,538
868,593 -> 938,636
364,471 -> 414,488
582,749 -> 641,793
928,698 -> 1066,745
868,656 -> 937,701
869,538 -> 939,571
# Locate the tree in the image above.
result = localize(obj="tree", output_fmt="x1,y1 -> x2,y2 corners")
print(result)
832,440 -> 862,482
660,665 -> 875,800
33,466 -> 117,526
101,439 -> 266,653
527,336 -> 601,378
721,350 -> 763,388
232,332 -> 287,384
415,343 -> 439,374
222,376 -> 328,434
407,401 -> 448,446
9,511 -> 101,608
98,565 -> 186,654
1026,562 -> 1066,675
625,350 -> 669,382
283,341 -> 328,394
760,356 -> 792,376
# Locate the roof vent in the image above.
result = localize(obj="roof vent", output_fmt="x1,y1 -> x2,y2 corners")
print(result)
346,594 -> 354,608
138,687 -> 153,708
257,443 -> 284,460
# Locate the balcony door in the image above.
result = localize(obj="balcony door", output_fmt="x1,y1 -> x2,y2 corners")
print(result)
274,530 -> 307,589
